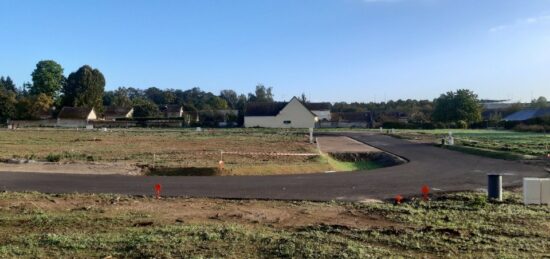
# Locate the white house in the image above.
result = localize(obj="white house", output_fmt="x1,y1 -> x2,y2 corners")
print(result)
244,97 -> 318,128
57,107 -> 97,127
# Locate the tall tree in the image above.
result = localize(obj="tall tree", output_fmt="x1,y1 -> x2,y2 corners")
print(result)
432,89 -> 481,125
62,65 -> 106,112
144,87 -> 165,104
0,76 -> 17,92
248,84 -> 273,102
531,96 -> 548,108
132,97 -> 160,117
30,60 -> 65,97
220,89 -> 238,108
0,90 -> 17,122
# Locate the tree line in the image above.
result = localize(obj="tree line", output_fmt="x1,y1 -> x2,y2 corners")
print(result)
1,60 -> 548,127
0,60 -> 276,121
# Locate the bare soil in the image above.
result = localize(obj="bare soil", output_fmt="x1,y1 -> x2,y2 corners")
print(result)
0,193 -> 395,229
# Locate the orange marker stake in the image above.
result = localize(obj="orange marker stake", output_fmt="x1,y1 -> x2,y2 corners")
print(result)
421,185 -> 430,201
154,184 -> 161,199
395,195 -> 403,205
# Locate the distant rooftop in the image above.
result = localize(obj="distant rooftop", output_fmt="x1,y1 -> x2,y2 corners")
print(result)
503,108 -> 550,121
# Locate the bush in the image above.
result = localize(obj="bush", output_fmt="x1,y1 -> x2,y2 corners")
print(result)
46,153 -> 61,162
513,124 -> 549,133
456,120 -> 468,129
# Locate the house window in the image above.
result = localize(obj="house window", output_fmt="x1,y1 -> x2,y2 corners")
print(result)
284,120 -> 291,124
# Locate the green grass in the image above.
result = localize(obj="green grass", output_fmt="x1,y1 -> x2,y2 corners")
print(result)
392,129 -> 550,157
0,191 -> 548,258
321,153 -> 383,171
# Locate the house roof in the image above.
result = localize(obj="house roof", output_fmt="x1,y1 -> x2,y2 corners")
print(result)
503,108 -> 550,121
305,102 -> 331,111
482,102 -> 516,110
245,102 -> 287,116
58,107 -> 94,119
104,106 -> 132,117
161,105 -> 182,113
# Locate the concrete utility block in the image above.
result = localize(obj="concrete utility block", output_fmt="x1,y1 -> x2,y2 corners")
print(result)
541,179 -> 550,205
523,178 -> 542,205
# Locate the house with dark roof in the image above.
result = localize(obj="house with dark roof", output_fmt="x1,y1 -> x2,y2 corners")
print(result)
305,102 -> 331,121
161,105 -> 183,118
322,112 -> 373,128
103,106 -> 133,121
244,97 -> 318,128
57,107 -> 97,127
503,108 -> 550,121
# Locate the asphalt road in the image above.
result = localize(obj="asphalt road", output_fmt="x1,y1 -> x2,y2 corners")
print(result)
0,132 -> 547,201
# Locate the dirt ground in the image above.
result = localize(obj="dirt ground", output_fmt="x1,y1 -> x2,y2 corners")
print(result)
0,128 -> 332,175
1,191 -> 548,258
0,193 -> 392,229
0,161 -> 141,175
317,136 -> 381,153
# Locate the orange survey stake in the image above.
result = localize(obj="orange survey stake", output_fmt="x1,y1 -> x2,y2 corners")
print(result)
154,183 -> 162,199
421,185 -> 430,201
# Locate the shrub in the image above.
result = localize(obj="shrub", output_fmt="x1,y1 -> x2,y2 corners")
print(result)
46,153 -> 62,162
456,120 -> 468,129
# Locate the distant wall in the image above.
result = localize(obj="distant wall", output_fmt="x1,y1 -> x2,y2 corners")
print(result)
8,119 -> 57,127
318,121 -> 368,128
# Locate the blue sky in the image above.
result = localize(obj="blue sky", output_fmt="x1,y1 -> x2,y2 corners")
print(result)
1,0 -> 549,102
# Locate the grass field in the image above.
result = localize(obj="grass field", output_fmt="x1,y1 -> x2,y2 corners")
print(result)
0,191 -> 548,258
0,128 -> 384,175
390,129 -> 550,157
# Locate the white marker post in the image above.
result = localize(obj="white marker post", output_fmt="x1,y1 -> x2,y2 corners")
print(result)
448,131 -> 454,146
309,128 -> 314,144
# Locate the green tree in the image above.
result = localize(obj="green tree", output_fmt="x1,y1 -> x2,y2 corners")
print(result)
248,84 -> 273,102
0,76 -> 17,92
30,60 -> 65,97
220,89 -> 238,108
531,96 -> 548,108
432,89 -> 482,125
0,90 -> 17,122
62,65 -> 106,113
132,97 -> 160,117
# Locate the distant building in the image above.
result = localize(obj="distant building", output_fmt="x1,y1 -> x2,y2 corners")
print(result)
480,101 -> 524,121
161,105 -> 183,118
305,103 -> 331,121
503,108 -> 550,121
103,106 -> 133,121
244,97 -> 318,128
57,107 -> 97,127
325,112 -> 372,128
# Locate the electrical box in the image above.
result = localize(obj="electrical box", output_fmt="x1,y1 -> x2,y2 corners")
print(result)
523,178 -> 542,205
541,179 -> 550,205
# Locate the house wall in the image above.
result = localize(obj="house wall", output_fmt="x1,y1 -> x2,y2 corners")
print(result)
87,110 -> 97,120
105,109 -> 134,121
244,99 -> 317,128
165,110 -> 183,118
57,119 -> 89,128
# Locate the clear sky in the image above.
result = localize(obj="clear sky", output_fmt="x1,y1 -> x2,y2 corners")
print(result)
1,0 -> 549,102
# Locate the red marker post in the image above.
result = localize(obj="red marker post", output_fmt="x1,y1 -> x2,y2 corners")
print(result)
154,183 -> 162,199
421,185 -> 430,201
395,194 -> 403,205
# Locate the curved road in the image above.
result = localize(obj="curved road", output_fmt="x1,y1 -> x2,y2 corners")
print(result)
0,132 -> 547,201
